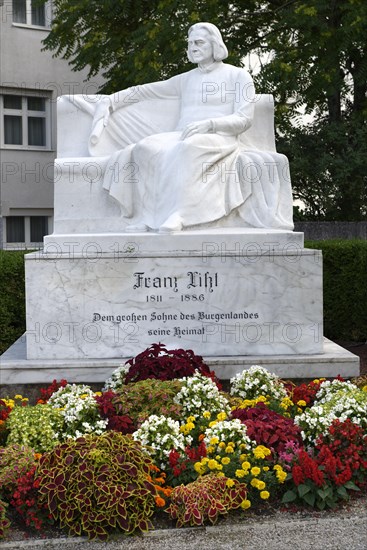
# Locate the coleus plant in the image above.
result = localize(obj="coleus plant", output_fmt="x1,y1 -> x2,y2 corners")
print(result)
124,343 -> 220,387
166,474 -> 248,527
231,403 -> 303,455
36,432 -> 159,540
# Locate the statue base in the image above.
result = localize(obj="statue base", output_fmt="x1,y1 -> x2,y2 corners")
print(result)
25,229 -> 323,359
0,336 -> 360,385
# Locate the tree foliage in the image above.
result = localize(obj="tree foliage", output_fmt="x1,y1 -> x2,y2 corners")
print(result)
42,0 -> 367,220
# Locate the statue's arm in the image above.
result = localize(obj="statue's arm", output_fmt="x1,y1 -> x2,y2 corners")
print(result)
108,74 -> 182,112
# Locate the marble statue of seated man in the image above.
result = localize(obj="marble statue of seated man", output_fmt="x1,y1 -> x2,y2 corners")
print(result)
61,22 -> 294,233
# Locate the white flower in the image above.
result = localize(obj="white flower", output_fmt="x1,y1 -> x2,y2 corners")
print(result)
230,366 -> 287,401
103,363 -> 130,391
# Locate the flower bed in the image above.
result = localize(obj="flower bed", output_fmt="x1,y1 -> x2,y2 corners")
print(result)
1,346 -> 366,541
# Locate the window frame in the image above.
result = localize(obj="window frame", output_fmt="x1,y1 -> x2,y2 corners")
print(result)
4,215 -> 51,248
12,0 -> 53,30
0,92 -> 51,150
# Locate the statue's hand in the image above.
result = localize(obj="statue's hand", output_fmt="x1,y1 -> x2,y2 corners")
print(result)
181,120 -> 213,140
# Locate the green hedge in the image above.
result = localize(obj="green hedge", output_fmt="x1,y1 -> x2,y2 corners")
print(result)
305,239 -> 367,341
0,241 -> 366,355
0,250 -> 27,355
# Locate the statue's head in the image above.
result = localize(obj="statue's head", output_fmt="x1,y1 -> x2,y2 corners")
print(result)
187,22 -> 228,63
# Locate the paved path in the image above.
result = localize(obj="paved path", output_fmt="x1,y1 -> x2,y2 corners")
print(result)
1,512 -> 366,550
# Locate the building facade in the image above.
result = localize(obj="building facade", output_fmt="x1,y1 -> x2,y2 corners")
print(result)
0,0 -> 103,248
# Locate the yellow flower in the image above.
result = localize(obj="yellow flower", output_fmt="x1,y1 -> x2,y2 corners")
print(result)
241,461 -> 251,470
225,446 -> 235,454
94,391 -> 102,397
216,472 -> 225,477
241,499 -> 251,510
362,385 -> 367,392
203,411 -> 211,419
273,464 -> 282,471
209,420 -> 218,428
217,412 -> 227,421
235,469 -> 245,478
207,446 -> 215,455
208,459 -> 219,470
276,470 -> 287,483
21,397 -> 29,402
219,442 -> 226,449
226,479 -> 235,488
14,395 -> 23,400
251,467 -> 261,476
210,436 -> 219,445
250,478 -> 260,488
256,480 -> 266,490
187,416 -> 196,423
239,454 -> 248,462
257,395 -> 267,403
194,462 -> 205,474
180,425 -> 190,435
297,399 -> 307,407
221,456 -> 230,465
263,466 -> 269,472
253,447 -> 266,459
280,397 -> 293,409
260,491 -> 270,500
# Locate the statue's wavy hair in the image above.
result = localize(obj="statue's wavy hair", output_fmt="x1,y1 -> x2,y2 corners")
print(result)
187,23 -> 228,62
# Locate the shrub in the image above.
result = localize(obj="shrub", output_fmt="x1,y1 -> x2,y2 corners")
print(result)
94,390 -> 135,434
47,384 -> 108,440
10,465 -> 53,531
0,250 -> 26,354
166,474 -> 248,527
0,444 -> 37,500
174,371 -> 230,418
37,432 -> 158,540
306,239 -> 367,341
36,379 -> 68,404
133,415 -> 187,470
316,419 -> 367,490
0,498 -> 10,539
231,403 -> 303,455
6,405 -> 62,453
295,383 -> 367,444
120,343 -> 219,385
230,366 -> 287,402
113,378 -> 183,427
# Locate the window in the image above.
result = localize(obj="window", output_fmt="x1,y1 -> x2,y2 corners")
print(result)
30,216 -> 48,242
6,216 -> 25,243
5,216 -> 49,245
12,0 -> 52,28
1,94 -> 50,149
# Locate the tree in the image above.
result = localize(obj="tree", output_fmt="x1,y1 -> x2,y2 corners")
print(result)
41,0 -> 367,220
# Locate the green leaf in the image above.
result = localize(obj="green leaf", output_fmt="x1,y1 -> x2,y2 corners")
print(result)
297,483 -> 311,497
303,492 -> 316,507
344,481 -> 361,492
281,490 -> 297,503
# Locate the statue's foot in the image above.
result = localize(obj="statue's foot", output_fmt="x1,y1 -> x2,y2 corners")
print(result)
125,223 -> 149,233
159,213 -> 183,233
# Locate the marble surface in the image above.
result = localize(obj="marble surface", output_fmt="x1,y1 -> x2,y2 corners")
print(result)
43,228 -> 304,254
55,23 -> 293,234
1,337 -> 359,385
25,244 -> 323,359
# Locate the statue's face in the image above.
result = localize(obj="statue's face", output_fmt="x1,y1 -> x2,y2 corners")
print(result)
187,29 -> 214,66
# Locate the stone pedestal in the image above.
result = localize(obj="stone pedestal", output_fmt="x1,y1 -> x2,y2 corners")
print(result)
25,229 -> 323,360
